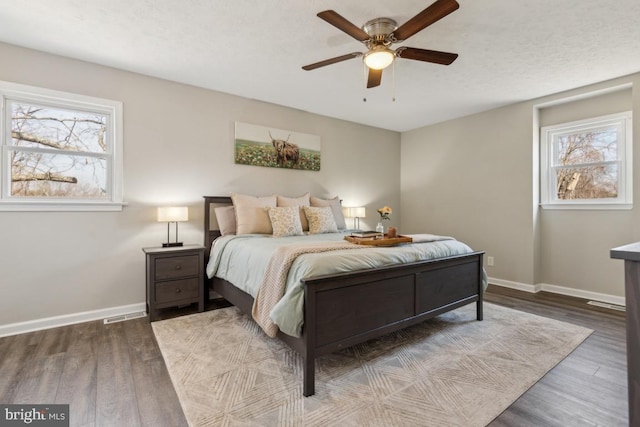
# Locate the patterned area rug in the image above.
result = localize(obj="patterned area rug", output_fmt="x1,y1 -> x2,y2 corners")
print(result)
152,303 -> 592,427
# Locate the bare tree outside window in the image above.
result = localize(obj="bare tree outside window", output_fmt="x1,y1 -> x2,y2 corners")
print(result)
10,102 -> 109,198
540,111 -> 632,209
0,81 -> 123,211
554,128 -> 618,200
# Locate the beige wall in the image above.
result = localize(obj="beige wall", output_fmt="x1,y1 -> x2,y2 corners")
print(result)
0,42 -> 401,328
538,88 -> 633,296
401,102 -> 536,285
402,74 -> 640,301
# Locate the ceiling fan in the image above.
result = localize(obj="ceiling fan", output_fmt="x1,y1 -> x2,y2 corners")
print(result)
302,0 -> 460,88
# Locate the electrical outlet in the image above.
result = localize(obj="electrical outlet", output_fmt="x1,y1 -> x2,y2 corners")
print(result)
487,256 -> 494,267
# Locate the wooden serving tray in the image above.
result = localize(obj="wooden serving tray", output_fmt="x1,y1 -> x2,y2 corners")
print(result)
345,234 -> 413,246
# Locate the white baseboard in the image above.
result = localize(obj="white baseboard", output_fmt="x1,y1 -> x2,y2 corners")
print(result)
488,277 -> 626,307
0,302 -> 147,338
537,282 -> 626,307
488,278 -> 541,293
1,277 -> 626,337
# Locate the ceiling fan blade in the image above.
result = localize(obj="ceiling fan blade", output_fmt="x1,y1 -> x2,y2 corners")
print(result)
396,47 -> 458,65
317,10 -> 370,42
367,68 -> 382,88
302,52 -> 362,71
393,0 -> 459,41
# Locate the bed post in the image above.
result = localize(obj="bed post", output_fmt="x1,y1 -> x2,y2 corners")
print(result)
203,196 -> 230,257
477,253 -> 484,321
303,283 -> 316,396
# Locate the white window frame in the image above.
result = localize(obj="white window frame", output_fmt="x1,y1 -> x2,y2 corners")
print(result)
540,111 -> 632,210
0,81 -> 124,211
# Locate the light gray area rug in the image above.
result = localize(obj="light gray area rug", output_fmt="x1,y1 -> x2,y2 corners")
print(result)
152,303 -> 592,427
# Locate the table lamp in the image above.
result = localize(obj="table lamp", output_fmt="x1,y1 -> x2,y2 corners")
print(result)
157,206 -> 188,247
342,206 -> 366,230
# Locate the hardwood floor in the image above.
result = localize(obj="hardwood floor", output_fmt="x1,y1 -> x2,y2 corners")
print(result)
485,286 -> 628,426
0,286 -> 627,426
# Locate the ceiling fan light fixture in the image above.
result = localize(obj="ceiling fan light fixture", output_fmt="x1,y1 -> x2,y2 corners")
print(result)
304,2 -> 461,87
364,46 -> 395,70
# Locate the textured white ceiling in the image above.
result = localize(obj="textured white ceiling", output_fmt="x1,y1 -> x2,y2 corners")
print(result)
0,0 -> 639,132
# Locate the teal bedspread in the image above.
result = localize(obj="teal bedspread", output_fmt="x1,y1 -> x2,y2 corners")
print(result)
206,232 -> 484,337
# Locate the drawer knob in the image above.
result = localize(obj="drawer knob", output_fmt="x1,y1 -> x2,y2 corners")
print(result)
175,265 -> 182,270
175,288 -> 182,293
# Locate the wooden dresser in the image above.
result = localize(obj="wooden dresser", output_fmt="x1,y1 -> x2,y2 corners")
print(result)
610,242 -> 640,426
143,244 -> 205,321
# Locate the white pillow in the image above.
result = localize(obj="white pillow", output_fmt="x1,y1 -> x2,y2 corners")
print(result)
310,196 -> 346,229
303,206 -> 338,234
231,193 -> 277,234
214,206 -> 236,236
268,206 -> 304,237
276,193 -> 310,231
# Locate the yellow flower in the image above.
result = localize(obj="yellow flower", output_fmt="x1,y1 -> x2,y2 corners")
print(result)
377,206 -> 392,220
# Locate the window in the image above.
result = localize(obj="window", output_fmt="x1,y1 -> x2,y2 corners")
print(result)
540,111 -> 632,209
0,81 -> 123,211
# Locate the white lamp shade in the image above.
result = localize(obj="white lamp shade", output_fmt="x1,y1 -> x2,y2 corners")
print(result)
342,206 -> 366,218
157,206 -> 188,222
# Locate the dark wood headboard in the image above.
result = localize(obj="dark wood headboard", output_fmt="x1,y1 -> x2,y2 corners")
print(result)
203,196 -> 232,260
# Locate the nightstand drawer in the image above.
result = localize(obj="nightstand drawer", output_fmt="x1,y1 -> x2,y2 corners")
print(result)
155,255 -> 199,279
155,278 -> 200,304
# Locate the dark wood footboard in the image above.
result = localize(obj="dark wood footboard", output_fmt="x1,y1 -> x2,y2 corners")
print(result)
204,196 -> 484,397
300,251 -> 483,396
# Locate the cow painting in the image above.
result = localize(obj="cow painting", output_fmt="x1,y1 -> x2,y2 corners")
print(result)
234,122 -> 320,171
269,131 -> 300,167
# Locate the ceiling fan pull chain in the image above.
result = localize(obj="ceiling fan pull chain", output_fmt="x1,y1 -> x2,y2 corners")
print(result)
392,60 -> 396,102
363,61 -> 368,102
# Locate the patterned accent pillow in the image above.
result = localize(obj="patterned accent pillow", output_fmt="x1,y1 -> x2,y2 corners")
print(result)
277,193 -> 310,231
310,196 -> 346,229
303,206 -> 338,234
268,206 -> 304,237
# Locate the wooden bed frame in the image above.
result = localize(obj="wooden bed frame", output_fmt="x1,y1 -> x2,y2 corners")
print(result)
203,196 -> 484,396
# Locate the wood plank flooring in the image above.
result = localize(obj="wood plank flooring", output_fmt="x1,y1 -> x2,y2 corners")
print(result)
0,286 -> 627,426
485,286 -> 628,426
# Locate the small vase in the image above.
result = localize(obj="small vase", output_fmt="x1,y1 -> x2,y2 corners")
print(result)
376,222 -> 384,237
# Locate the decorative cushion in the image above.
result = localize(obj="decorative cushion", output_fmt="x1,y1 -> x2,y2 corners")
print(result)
214,206 -> 236,236
303,206 -> 338,234
277,192 -> 310,231
231,193 -> 277,234
268,206 -> 304,237
310,196 -> 346,229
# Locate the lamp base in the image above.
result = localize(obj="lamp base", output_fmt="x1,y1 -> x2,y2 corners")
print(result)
162,242 -> 184,247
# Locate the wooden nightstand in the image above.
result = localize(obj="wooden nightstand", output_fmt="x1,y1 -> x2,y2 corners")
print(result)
143,244 -> 205,321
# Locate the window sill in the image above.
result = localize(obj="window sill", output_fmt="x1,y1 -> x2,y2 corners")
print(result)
540,203 -> 632,211
0,200 -> 127,212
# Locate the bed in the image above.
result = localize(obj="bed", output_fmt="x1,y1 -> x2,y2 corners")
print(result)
203,195 -> 485,396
